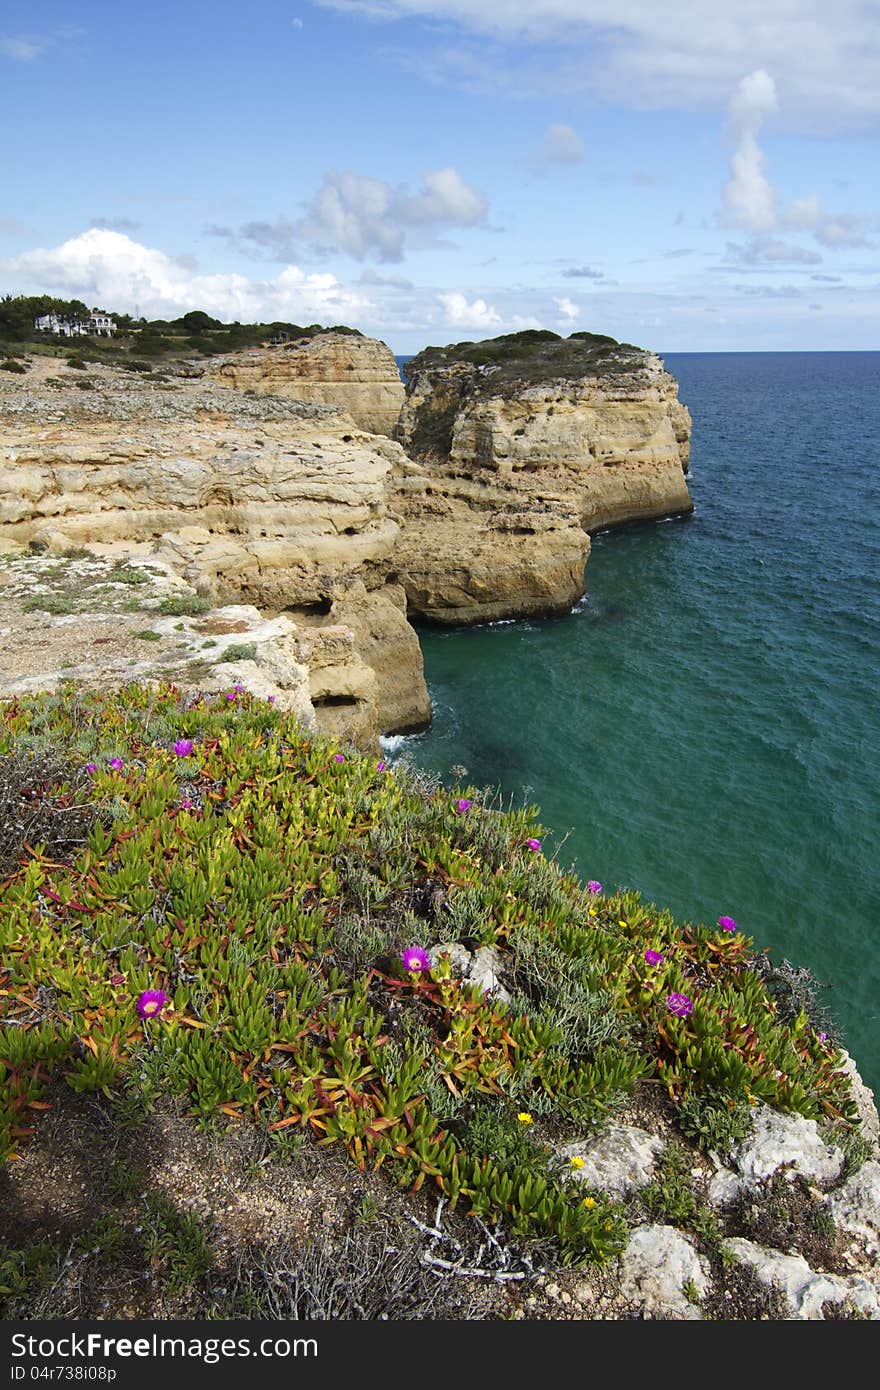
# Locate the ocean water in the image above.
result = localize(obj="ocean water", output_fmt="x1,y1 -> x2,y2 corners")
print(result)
390,352 -> 880,1097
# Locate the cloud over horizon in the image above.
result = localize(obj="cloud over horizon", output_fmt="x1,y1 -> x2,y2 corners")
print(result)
213,166 -> 488,263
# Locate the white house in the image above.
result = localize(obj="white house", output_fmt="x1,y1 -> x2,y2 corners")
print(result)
88,311 -> 117,336
34,309 -> 118,337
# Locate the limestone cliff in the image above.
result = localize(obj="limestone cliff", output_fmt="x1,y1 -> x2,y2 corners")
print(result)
0,357 -> 428,739
207,331 -> 405,436
393,330 -> 693,624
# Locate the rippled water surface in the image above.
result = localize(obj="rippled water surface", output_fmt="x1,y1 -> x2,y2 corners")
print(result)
391,352 -> 880,1095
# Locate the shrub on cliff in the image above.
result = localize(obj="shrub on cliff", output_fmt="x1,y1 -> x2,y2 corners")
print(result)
0,683 -> 859,1268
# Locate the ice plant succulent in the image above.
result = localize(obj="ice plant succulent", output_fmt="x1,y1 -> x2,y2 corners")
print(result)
718,915 -> 738,932
401,946 -> 431,974
84,762 -> 97,774
172,739 -> 194,758
107,757 -> 124,771
587,880 -> 602,894
517,1112 -> 533,1125
333,753 -> 346,763
136,989 -> 169,1020
525,838 -> 542,852
454,797 -> 473,813
667,992 -> 694,1018
644,949 -> 665,966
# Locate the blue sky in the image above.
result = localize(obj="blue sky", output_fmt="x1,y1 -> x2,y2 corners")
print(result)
2,1 -> 878,352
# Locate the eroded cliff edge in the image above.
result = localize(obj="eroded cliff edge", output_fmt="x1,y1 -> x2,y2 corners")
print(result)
393,329 -> 693,624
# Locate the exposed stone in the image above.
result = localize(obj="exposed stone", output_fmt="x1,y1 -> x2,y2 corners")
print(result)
724,1238 -> 880,1319
393,341 -> 692,624
467,946 -> 511,1003
729,1106 -> 844,1189
207,333 -> 405,436
427,942 -> 473,977
707,1166 -> 744,1208
828,1161 -> 880,1248
619,1224 -> 708,1320
558,1125 -> 665,1199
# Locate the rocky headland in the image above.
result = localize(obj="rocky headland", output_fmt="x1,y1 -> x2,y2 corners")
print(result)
1,326 -> 879,1321
392,330 -> 693,624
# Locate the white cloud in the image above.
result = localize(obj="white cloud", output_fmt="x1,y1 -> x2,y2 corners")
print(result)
722,237 -> 823,266
0,35 -> 47,60
536,123 -> 584,165
554,296 -> 579,320
291,17 -> 304,27
785,195 -> 868,249
562,265 -> 603,280
437,290 -> 501,328
315,1 -> 880,129
722,69 -> 778,233
2,228 -> 373,323
222,166 -> 488,263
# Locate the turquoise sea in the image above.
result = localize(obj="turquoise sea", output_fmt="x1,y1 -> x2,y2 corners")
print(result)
390,352 -> 880,1098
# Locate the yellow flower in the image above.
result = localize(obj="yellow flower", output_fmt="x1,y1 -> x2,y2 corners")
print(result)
570,1155 -> 585,1169
582,1196 -> 596,1209
517,1112 -> 533,1125
618,920 -> 628,928
588,908 -> 597,917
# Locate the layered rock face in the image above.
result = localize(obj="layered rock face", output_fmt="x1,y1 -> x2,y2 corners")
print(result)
393,333 -> 693,624
207,331 -> 405,436
0,358 -> 428,740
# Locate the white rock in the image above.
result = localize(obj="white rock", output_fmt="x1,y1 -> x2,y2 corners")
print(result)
707,1167 -> 743,1208
828,1161 -> 880,1246
467,946 -> 511,1004
560,1125 -> 665,1199
619,1224 -> 708,1320
730,1106 -> 843,1189
428,942 -> 473,977
724,1238 -> 880,1319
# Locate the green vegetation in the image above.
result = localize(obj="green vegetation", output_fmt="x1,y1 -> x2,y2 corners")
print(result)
218,642 -> 258,663
0,293 -> 362,365
156,593 -> 211,617
0,684 -> 859,1269
407,329 -> 646,395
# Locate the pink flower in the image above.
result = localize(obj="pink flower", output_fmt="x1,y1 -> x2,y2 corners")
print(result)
525,838 -> 542,852
224,691 -> 236,702
454,798 -> 473,813
401,946 -> 431,974
377,760 -> 387,772
107,757 -> 124,771
333,753 -> 346,763
84,762 -> 98,774
233,683 -> 245,693
179,798 -> 195,811
644,949 -> 665,966
587,880 -> 602,895
667,992 -> 694,1018
267,695 -> 276,704
718,915 -> 738,933
136,989 -> 169,1020
172,739 -> 194,757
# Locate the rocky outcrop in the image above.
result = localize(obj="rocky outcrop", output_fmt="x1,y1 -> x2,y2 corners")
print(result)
207,331 -> 405,436
393,330 -> 693,624
0,358 -> 428,739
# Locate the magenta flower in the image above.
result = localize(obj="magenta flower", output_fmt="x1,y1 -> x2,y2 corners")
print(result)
525,838 -> 542,852
179,798 -> 195,811
136,989 -> 169,1020
401,946 -> 431,974
107,757 -> 124,771
377,760 -> 387,772
234,683 -> 245,693
333,753 -> 346,763
84,762 -> 97,774
667,992 -> 694,1018
224,691 -> 236,701
455,798 -> 473,813
172,739 -> 194,758
818,1031 -> 828,1043
267,695 -> 276,704
644,949 -> 665,966
587,880 -> 602,895
718,915 -> 738,933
